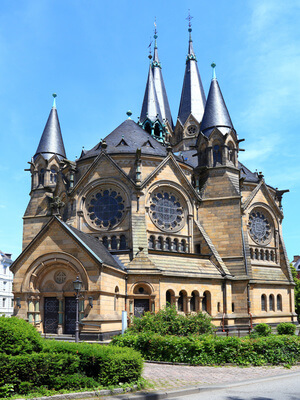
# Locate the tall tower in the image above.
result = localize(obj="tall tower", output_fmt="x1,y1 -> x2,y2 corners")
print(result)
139,23 -> 173,143
173,14 -> 206,151
23,95 -> 67,249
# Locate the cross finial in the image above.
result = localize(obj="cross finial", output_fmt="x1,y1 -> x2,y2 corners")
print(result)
211,62 -> 217,79
186,9 -> 193,30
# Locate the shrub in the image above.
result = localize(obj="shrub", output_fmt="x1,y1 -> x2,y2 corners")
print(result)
111,332 -> 300,366
251,323 -> 272,337
277,322 -> 296,335
0,316 -> 43,355
127,305 -> 215,336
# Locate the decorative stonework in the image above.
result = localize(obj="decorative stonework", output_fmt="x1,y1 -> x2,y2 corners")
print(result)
149,189 -> 185,232
85,186 -> 126,230
249,210 -> 272,245
187,125 -> 197,136
54,271 -> 66,284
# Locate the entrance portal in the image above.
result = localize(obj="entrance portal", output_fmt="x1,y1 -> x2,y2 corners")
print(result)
44,297 -> 59,333
65,297 -> 76,334
134,299 -> 149,317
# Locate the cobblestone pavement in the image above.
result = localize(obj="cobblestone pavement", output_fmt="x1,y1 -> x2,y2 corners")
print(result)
143,362 -> 300,390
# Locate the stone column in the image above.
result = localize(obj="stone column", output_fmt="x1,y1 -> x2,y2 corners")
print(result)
187,297 -> 192,313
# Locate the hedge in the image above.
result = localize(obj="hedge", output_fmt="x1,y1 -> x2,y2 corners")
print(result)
43,341 -> 143,386
111,332 -> 300,366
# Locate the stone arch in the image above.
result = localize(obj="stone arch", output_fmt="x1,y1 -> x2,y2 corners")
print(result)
22,252 -> 89,293
131,281 -> 154,295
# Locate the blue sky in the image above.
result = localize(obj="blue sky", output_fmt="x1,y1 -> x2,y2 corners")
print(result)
0,0 -> 299,260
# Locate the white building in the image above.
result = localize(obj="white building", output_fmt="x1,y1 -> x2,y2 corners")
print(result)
0,251 -> 14,316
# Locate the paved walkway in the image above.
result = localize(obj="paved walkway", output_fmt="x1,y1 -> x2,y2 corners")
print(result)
143,362 -> 300,390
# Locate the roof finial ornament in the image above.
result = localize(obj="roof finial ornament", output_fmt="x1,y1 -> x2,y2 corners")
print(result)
186,9 -> 193,41
148,36 -> 153,60
154,17 -> 158,49
211,62 -> 217,79
126,110 -> 132,119
52,93 -> 57,108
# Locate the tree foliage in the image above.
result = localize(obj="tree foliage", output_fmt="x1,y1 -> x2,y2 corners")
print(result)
291,264 -> 300,321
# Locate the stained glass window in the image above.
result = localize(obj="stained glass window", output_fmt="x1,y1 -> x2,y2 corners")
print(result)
149,190 -> 184,232
249,210 -> 272,245
86,187 -> 125,229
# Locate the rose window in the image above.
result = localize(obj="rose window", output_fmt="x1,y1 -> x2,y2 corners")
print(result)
187,125 -> 197,135
149,190 -> 185,232
249,210 -> 272,245
86,187 -> 125,229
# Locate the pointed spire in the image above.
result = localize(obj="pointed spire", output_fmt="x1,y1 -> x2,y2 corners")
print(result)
139,63 -> 162,123
34,94 -> 67,161
200,63 -> 234,137
177,14 -> 206,126
150,22 -> 173,129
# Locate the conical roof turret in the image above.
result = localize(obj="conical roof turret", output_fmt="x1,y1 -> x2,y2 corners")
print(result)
34,94 -> 66,161
177,25 -> 206,126
151,28 -> 173,129
200,64 -> 234,137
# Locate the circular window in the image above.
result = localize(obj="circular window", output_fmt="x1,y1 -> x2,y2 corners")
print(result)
54,271 -> 66,284
187,125 -> 197,135
86,186 -> 126,229
249,209 -> 272,245
149,189 -> 185,232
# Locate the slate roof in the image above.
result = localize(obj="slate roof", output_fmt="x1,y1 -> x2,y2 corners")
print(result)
59,219 -> 125,271
79,119 -> 168,160
239,161 -> 260,183
140,64 -> 162,123
200,78 -> 234,137
34,106 -> 66,161
177,30 -> 206,126
174,149 -> 198,168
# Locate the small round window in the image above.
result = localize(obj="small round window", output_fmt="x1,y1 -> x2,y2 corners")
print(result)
249,209 -> 272,245
86,186 -> 126,229
149,189 -> 185,232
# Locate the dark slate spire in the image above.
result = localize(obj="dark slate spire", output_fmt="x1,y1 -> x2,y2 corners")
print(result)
34,94 -> 67,161
151,26 -> 173,129
140,63 -> 162,123
177,22 -> 206,126
200,64 -> 234,137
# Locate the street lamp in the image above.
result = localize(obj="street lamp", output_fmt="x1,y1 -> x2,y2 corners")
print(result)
73,276 -> 82,343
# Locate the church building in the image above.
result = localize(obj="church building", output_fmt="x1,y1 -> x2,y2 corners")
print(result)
11,24 -> 296,339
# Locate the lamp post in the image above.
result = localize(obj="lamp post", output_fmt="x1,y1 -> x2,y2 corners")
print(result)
73,276 -> 82,343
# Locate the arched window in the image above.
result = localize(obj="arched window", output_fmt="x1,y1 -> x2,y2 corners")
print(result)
277,294 -> 282,311
270,250 -> 275,262
181,239 -> 187,253
114,286 -> 119,311
250,248 -> 254,259
202,291 -> 211,314
265,250 -> 270,261
102,236 -> 108,248
255,249 -> 259,260
157,236 -> 163,250
190,291 -> 199,312
144,122 -> 151,134
260,249 -> 264,260
50,167 -> 57,184
120,235 -> 126,250
154,124 -> 160,137
213,144 -> 222,166
111,236 -> 117,250
166,290 -> 173,306
228,142 -> 235,164
269,294 -> 274,311
261,294 -> 267,311
165,237 -> 171,251
148,235 -> 155,249
178,290 -> 187,312
39,169 -> 45,186
173,239 -> 179,252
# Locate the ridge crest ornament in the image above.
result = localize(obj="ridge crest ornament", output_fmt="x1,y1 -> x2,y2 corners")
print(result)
249,210 -> 272,245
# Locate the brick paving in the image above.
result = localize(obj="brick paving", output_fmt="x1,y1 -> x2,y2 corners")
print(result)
143,362 -> 300,390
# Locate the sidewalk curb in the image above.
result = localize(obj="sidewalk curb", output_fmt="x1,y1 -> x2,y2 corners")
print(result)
15,370 -> 300,400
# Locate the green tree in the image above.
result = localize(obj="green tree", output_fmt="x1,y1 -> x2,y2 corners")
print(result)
291,264 -> 300,322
